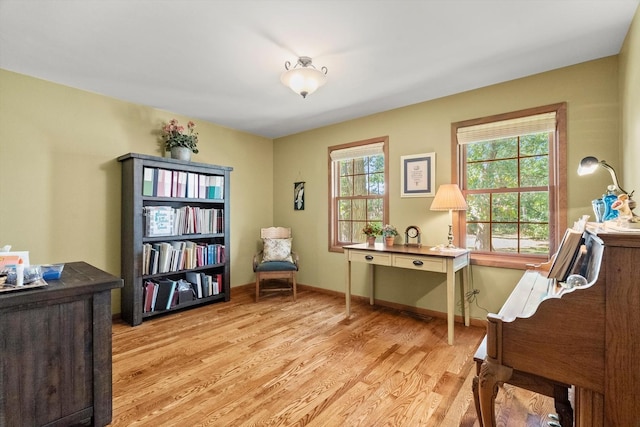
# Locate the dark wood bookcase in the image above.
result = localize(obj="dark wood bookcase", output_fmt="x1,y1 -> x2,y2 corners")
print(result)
118,153 -> 232,326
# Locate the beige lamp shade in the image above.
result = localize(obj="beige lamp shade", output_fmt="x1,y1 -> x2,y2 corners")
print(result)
430,184 -> 467,211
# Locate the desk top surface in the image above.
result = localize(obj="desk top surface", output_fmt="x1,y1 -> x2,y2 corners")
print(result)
344,243 -> 469,259
0,261 -> 122,308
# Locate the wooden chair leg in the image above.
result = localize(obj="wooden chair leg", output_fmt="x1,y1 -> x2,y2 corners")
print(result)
255,275 -> 260,302
292,273 -> 297,301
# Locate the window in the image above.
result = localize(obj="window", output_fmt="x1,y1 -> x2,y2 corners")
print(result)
453,103 -> 567,269
328,137 -> 389,252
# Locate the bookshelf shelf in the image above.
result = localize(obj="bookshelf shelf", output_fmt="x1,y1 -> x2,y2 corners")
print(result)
142,196 -> 224,203
141,233 -> 224,243
118,153 -> 233,326
141,262 -> 226,280
140,293 -> 226,319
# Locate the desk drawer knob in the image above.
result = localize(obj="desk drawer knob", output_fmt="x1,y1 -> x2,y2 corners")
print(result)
413,260 -> 424,266
365,255 -> 374,261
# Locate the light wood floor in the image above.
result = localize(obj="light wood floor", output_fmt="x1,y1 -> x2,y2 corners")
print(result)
110,286 -> 556,426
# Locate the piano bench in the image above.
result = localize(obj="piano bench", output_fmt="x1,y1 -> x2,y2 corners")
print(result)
472,336 -> 574,427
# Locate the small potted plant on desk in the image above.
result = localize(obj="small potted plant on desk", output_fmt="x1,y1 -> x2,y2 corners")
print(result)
162,118 -> 199,161
362,223 -> 382,246
382,224 -> 398,246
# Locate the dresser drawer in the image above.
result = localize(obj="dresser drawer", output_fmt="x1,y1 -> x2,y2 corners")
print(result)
393,254 -> 446,272
349,250 -> 391,266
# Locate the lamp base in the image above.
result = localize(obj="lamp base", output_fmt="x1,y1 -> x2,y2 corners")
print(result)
444,224 -> 458,249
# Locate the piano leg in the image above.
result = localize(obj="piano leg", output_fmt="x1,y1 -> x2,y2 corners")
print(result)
554,385 -> 574,427
472,375 -> 484,427
478,357 -> 513,427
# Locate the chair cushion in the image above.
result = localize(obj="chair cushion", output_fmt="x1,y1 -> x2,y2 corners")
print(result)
262,238 -> 293,263
255,261 -> 298,272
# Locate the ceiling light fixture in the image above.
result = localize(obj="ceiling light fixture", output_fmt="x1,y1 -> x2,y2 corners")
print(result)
280,56 -> 328,99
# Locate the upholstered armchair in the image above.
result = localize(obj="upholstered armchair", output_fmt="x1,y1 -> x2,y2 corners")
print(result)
253,227 -> 299,302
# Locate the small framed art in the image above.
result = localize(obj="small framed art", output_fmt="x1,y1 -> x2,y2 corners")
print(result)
294,182 -> 305,210
401,152 -> 435,197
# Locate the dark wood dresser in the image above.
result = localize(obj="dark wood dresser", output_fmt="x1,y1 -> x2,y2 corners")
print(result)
0,261 -> 123,427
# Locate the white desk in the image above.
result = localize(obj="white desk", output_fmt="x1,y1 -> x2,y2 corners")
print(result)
344,243 -> 470,345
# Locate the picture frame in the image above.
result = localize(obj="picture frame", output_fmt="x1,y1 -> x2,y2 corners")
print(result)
401,152 -> 435,197
294,181 -> 305,210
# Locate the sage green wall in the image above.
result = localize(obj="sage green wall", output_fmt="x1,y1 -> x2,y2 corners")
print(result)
1,9 -> 636,319
273,56 -> 620,319
0,69 -> 274,314
620,6 -> 640,195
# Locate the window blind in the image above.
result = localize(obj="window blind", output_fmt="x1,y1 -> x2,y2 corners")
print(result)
330,142 -> 384,161
457,112 -> 556,145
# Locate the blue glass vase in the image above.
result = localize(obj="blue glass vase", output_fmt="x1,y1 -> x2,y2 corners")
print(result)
602,191 -> 619,221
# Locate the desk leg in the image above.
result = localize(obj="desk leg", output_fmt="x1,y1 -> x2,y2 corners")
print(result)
447,259 -> 455,345
346,258 -> 352,317
369,263 -> 374,306
463,263 -> 470,327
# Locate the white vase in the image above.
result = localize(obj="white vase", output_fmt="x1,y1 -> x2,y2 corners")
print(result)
170,147 -> 192,161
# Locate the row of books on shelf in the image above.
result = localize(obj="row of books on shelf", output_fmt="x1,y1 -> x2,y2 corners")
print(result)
142,241 -> 225,276
143,167 -> 224,199
144,206 -> 223,237
143,272 -> 223,313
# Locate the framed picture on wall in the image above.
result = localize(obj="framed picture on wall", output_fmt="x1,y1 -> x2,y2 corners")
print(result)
401,152 -> 435,197
294,182 -> 305,210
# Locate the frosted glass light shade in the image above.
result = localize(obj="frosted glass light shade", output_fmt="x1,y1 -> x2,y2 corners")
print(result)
280,57 -> 328,98
281,67 -> 327,98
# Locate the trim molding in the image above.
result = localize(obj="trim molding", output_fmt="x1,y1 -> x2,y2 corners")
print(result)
234,283 -> 488,328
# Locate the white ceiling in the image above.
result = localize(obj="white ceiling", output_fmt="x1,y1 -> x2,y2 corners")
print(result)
1,0 -> 638,139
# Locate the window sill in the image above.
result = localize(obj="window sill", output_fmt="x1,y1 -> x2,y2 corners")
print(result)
470,252 -> 548,270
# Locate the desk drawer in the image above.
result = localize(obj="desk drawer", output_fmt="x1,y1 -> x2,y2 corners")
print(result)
393,254 -> 446,272
349,250 -> 391,266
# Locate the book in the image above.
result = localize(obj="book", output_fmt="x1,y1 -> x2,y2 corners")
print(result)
547,228 -> 584,282
144,206 -> 174,237
166,280 -> 177,309
186,172 -> 198,198
198,174 -> 207,199
176,171 -> 187,198
171,170 -> 178,197
200,273 -> 211,297
142,167 -> 156,196
156,169 -> 173,197
185,271 -> 202,298
155,279 -> 175,311
143,281 -> 157,313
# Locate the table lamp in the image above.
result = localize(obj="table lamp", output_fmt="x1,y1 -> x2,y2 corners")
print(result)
578,156 -> 636,213
577,156 -> 630,195
430,184 -> 468,248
